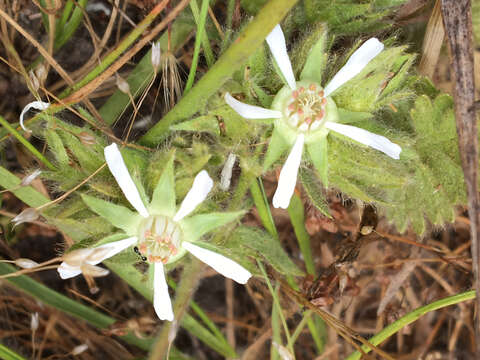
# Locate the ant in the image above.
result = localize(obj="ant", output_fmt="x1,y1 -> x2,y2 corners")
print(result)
134,246 -> 147,262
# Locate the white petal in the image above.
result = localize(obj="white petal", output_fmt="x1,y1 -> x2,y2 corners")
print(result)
173,170 -> 213,222
57,262 -> 82,279
225,93 -> 282,119
272,134 -> 304,209
104,143 -> 149,218
153,263 -> 174,321
325,122 -> 401,159
182,242 -> 252,284
324,38 -> 384,97
19,101 -> 50,131
265,25 -> 296,89
86,237 -> 138,265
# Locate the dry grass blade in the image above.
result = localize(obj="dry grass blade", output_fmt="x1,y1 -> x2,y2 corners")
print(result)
64,0 -> 189,105
418,0 -> 445,77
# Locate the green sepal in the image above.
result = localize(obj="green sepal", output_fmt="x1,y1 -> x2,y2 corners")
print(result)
81,194 -> 142,235
49,217 -> 114,242
94,233 -> 132,247
306,137 -> 328,187
299,25 -> 328,83
150,152 -> 176,217
337,108 -> 373,125
299,167 -> 330,217
230,226 -> 304,276
181,211 -> 245,243
170,115 -> 220,135
263,126 -> 290,171
45,130 -> 69,165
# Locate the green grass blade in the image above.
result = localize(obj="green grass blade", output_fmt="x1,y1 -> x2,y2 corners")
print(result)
287,194 -> 315,275
346,290 -> 476,360
184,0 -> 211,93
0,343 -> 27,360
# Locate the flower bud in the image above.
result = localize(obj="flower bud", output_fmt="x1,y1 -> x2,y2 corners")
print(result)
116,74 -> 130,94
151,42 -> 161,72
272,342 -> 294,360
63,248 -> 94,267
220,153 -> 236,191
168,320 -> 179,344
20,169 -> 42,186
31,312 -> 39,331
86,247 -> 111,263
78,131 -> 96,146
35,64 -> 47,84
80,263 -> 110,278
14,258 -> 39,269
12,208 -> 39,228
29,70 -> 40,92
72,344 -> 88,356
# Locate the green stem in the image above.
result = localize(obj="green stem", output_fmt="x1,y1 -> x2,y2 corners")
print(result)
287,194 -> 315,275
346,290 -> 476,360
168,278 -> 230,346
140,0 -> 300,146
184,0 -> 211,93
220,0 -> 235,53
107,262 -> 236,358
258,260 -> 292,345
0,116 -> 55,170
250,178 -> 278,238
148,259 -> 223,359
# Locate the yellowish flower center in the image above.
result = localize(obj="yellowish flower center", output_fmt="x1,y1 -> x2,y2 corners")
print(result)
137,215 -> 181,263
284,83 -> 327,133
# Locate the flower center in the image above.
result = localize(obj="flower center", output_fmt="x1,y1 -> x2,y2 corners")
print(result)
283,83 -> 327,133
137,215 -> 181,264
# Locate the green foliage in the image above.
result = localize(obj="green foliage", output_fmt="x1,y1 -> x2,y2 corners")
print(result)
229,226 -> 304,276
381,95 -> 465,233
242,0 -> 406,35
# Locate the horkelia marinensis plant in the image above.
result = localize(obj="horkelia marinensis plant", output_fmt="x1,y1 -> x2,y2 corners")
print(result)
225,25 -> 402,209
57,143 -> 251,321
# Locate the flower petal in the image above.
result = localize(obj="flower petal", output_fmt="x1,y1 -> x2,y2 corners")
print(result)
325,122 -> 401,159
19,101 -> 50,131
266,25 -> 296,89
272,134 -> 304,209
104,143 -> 149,218
173,170 -> 213,222
220,153 -> 236,191
57,262 -> 82,279
182,242 -> 252,284
324,38 -> 384,97
225,93 -> 282,119
86,237 -> 138,265
153,263 -> 174,321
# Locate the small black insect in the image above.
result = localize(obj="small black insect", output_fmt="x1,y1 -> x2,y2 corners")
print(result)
134,246 -> 147,262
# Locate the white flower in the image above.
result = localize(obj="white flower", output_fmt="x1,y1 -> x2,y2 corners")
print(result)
58,143 -> 251,321
151,42 -> 161,72
19,101 -> 50,132
225,25 -> 401,209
